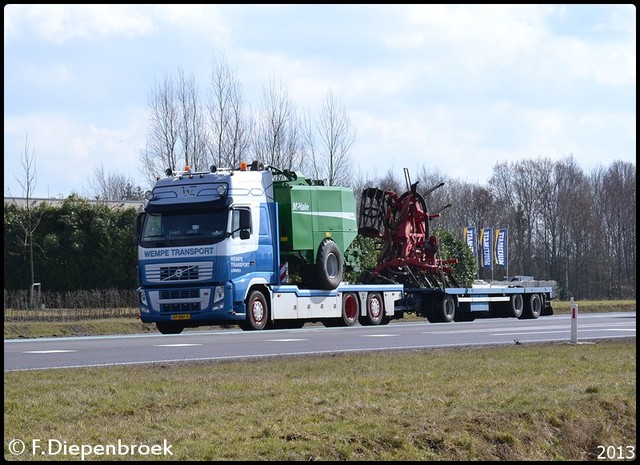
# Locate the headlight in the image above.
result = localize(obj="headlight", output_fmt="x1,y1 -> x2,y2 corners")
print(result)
213,286 -> 225,303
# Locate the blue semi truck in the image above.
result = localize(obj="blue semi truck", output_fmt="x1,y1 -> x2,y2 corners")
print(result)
134,162 -> 555,334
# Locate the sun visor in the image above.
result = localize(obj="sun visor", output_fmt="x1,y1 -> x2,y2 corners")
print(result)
145,196 -> 232,213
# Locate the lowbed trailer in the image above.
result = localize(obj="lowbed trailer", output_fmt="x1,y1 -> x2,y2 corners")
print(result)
395,277 -> 557,323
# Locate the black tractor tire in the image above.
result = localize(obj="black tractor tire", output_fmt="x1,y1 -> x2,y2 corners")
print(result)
314,239 -> 343,290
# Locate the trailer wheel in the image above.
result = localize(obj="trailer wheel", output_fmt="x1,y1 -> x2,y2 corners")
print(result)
430,295 -> 455,323
341,293 -> 360,326
242,290 -> 269,330
523,293 -> 542,319
509,294 -> 524,318
156,322 -> 184,334
315,239 -> 343,290
360,292 -> 384,326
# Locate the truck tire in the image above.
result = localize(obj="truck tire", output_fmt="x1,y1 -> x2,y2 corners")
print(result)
360,292 -> 384,326
522,293 -> 542,319
341,292 -> 360,326
429,295 -> 455,323
509,294 -> 524,318
242,290 -> 269,330
314,239 -> 343,290
156,322 -> 184,334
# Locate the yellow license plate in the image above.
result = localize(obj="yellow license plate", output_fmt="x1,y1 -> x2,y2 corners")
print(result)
171,314 -> 191,320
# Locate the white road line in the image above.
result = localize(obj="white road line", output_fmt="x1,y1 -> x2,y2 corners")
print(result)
154,344 -> 202,347
23,350 -> 77,354
267,339 -> 307,342
362,334 -> 398,337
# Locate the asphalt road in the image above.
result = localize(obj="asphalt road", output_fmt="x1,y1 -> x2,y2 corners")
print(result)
4,312 -> 636,372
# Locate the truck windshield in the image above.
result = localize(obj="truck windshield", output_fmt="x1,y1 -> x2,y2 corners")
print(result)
140,210 -> 229,247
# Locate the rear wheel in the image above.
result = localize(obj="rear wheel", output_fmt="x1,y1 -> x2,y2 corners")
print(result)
523,294 -> 542,319
427,295 -> 456,323
360,292 -> 384,326
241,290 -> 269,330
341,292 -> 359,326
509,294 -> 524,318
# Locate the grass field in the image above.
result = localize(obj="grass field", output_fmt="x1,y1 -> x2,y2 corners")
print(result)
3,339 -> 636,461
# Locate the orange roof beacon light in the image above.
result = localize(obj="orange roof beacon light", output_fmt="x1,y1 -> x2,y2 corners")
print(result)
240,161 -> 248,171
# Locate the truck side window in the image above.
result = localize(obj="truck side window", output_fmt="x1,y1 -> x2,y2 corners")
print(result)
232,208 -> 252,239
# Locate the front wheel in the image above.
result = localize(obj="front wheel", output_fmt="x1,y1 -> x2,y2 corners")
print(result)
241,290 -> 269,330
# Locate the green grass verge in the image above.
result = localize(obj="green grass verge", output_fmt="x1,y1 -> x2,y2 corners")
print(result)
4,340 -> 636,461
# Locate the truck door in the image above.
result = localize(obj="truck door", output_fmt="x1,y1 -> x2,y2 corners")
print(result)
229,207 -> 257,277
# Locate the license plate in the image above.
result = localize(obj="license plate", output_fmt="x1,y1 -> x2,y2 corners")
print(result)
171,314 -> 191,320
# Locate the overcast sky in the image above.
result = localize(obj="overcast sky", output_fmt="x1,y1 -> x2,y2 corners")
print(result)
4,4 -> 636,199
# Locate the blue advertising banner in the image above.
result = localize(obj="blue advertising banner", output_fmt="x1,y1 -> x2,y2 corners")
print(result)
480,227 -> 492,269
463,226 -> 477,259
494,228 -> 507,266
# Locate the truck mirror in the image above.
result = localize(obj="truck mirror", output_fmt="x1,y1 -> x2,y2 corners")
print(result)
239,210 -> 251,230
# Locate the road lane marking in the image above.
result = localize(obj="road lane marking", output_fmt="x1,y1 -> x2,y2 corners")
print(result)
23,350 -> 77,354
154,344 -> 202,347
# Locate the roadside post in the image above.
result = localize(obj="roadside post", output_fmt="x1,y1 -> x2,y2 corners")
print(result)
570,297 -> 578,343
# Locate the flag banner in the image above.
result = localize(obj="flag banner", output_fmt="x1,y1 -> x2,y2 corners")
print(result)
480,227 -> 493,269
463,226 -> 477,259
494,228 -> 507,266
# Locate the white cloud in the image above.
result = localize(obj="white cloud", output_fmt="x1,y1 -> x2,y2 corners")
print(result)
4,4 -> 157,44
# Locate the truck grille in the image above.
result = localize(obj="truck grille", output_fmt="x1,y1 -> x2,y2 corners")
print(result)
161,302 -> 201,312
145,262 -> 213,283
160,289 -> 200,299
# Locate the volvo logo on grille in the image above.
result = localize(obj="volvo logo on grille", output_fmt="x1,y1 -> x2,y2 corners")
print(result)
175,268 -> 183,278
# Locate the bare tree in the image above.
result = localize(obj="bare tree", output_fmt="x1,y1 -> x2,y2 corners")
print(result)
140,69 -> 210,182
207,54 -> 252,169
12,135 -> 42,307
310,89 -> 356,186
176,69 -> 208,171
89,164 -> 144,201
253,77 -> 303,171
140,74 -> 181,183
592,160 -> 637,298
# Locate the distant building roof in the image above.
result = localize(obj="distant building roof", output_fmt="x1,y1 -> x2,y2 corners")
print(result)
4,197 -> 145,210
